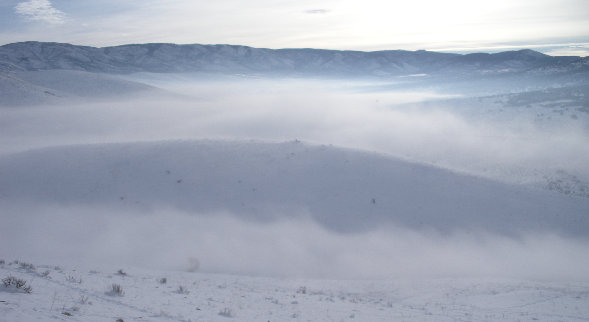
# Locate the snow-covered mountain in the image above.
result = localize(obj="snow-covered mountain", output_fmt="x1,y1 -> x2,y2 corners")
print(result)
0,41 -> 586,77
1,41 -> 587,107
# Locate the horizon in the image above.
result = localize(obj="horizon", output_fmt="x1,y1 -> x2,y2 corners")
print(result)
1,0 -> 588,57
1,40 -> 582,57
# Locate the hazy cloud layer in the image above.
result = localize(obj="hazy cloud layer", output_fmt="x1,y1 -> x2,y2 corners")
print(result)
14,0 -> 65,24
1,205 -> 588,280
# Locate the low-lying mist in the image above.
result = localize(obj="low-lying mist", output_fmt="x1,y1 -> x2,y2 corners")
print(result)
1,77 -> 588,185
2,204 -> 588,280
1,76 -> 588,280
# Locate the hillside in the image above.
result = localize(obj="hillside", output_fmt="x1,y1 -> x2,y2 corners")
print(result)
1,140 -> 587,236
0,69 -> 162,106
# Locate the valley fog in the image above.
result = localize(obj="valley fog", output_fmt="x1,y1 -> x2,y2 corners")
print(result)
2,77 -> 588,186
2,204 -> 589,280
1,76 -> 589,280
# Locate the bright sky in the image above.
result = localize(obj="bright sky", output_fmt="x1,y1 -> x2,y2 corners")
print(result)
1,0 -> 588,55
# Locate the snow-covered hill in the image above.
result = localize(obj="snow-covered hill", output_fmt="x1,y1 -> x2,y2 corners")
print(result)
0,70 -> 162,106
1,140 -> 587,236
0,72 -> 67,106
2,140 -> 589,321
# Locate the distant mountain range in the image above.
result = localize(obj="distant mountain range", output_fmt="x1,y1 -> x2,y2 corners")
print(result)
1,41 -> 588,77
1,41 -> 588,106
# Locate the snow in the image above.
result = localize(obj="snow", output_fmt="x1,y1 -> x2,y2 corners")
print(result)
0,70 -> 162,107
2,260 -> 589,322
1,140 -> 587,236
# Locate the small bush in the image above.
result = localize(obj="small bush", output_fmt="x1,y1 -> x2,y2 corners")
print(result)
18,262 -> 36,272
176,285 -> 189,294
218,307 -> 234,318
158,277 -> 167,284
66,275 -> 82,284
79,295 -> 89,304
2,276 -> 32,294
0,259 -> 5,265
106,284 -> 124,297
116,269 -> 127,276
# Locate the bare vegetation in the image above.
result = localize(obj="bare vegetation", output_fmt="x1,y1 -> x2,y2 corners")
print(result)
106,284 -> 124,297
18,262 -> 36,272
2,276 -> 32,294
66,275 -> 82,284
218,307 -> 234,318
176,285 -> 189,294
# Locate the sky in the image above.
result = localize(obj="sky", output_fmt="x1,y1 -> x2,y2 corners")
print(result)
1,0 -> 589,55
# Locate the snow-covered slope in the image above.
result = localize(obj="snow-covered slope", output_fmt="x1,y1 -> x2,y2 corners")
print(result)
0,70 -> 161,106
0,72 -> 67,106
2,260 -> 589,322
2,140 -> 589,320
1,140 -> 587,236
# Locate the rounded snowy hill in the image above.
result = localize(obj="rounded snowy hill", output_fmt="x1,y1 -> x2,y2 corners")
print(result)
1,140 -> 587,237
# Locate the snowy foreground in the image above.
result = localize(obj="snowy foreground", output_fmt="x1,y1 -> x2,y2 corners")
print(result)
2,260 -> 589,322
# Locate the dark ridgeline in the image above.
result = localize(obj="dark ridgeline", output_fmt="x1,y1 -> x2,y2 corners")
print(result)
0,41 -> 587,77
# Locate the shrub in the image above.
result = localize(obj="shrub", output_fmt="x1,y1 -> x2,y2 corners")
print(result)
18,262 -> 36,272
79,295 -> 89,304
66,275 -> 82,284
158,277 -> 167,284
116,269 -> 127,276
2,276 -> 32,294
218,307 -> 234,317
106,284 -> 124,297
176,285 -> 189,294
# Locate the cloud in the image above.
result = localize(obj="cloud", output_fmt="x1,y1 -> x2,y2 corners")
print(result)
15,0 -> 65,24
304,9 -> 330,14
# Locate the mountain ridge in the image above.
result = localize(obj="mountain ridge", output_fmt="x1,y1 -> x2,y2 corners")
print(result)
1,41 -> 585,77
